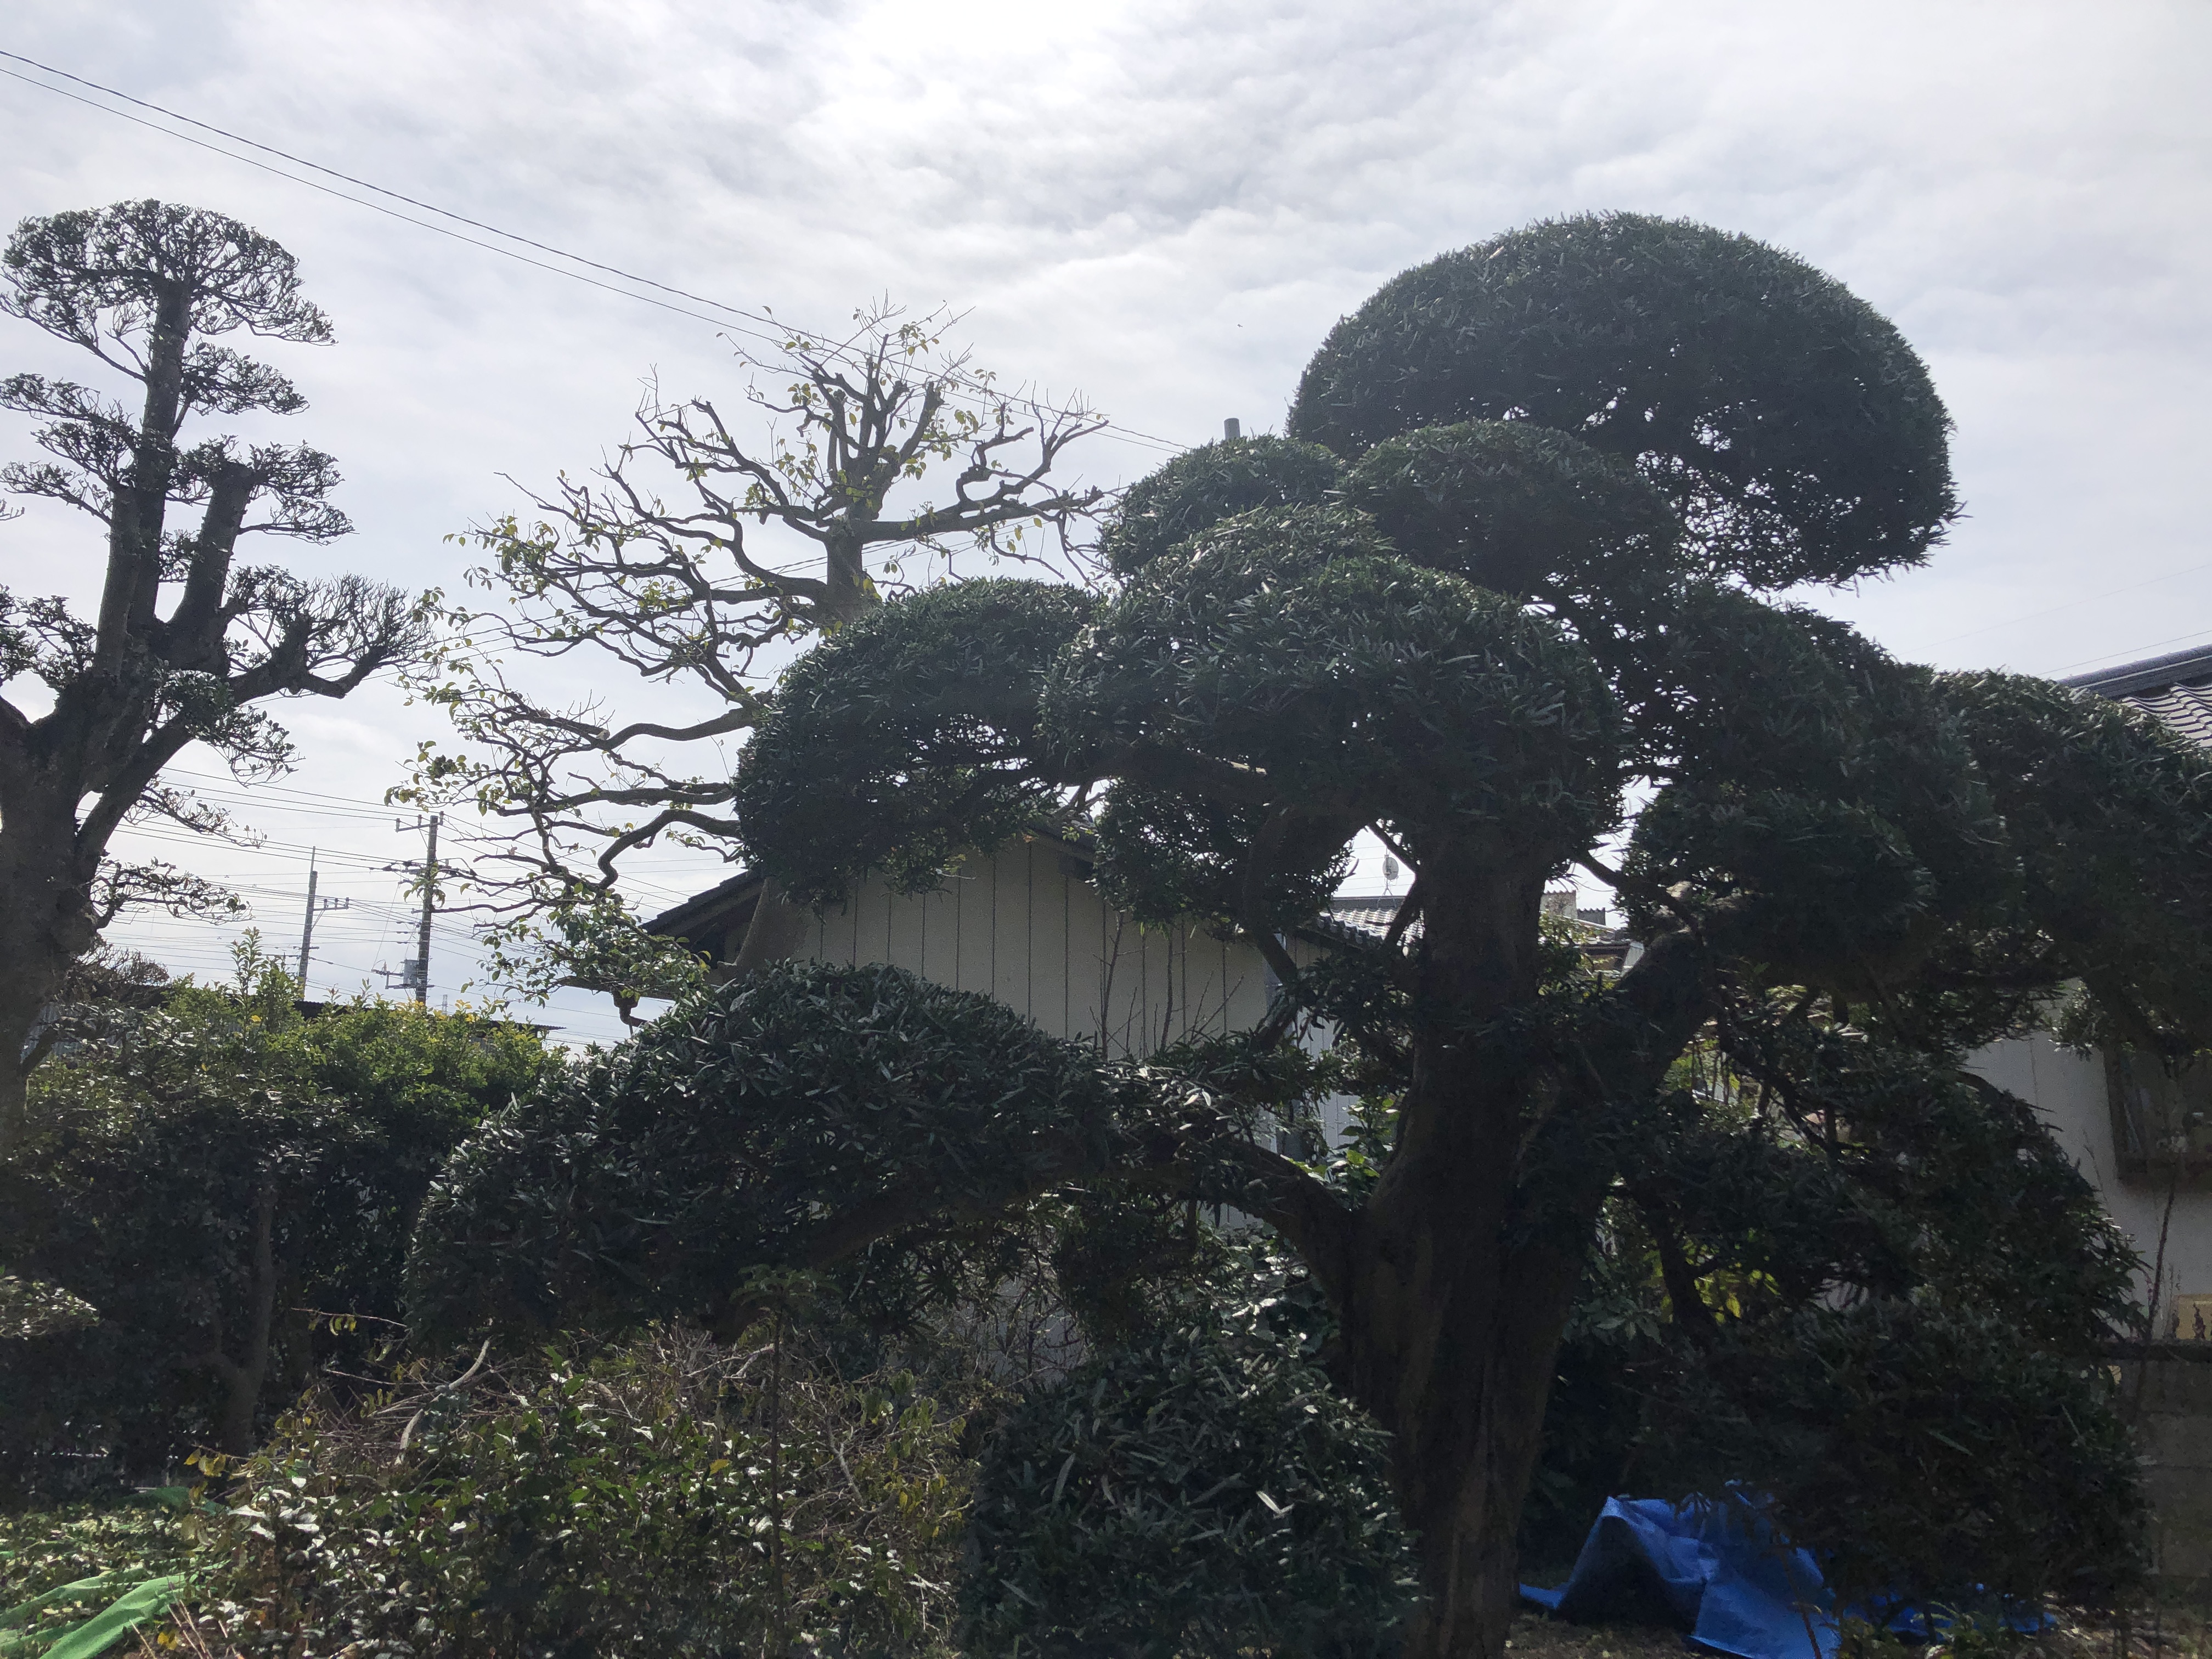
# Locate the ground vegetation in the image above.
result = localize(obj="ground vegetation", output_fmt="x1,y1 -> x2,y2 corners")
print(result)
0,944 -> 556,1487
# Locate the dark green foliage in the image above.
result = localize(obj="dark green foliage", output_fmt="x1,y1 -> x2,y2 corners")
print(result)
1344,420 -> 1683,605
1289,212 -> 1957,586
0,1049 -> 345,1484
733,579 -> 1096,909
1047,504 -> 1626,864
1701,1015 -> 2138,1344
1526,1007 -> 2144,1610
962,1264 -> 1418,1658
1101,434 -> 1344,575
1622,587 -> 2004,988
1650,1300 -> 2144,1615
1045,1188 -> 1209,1346
272,995 -> 560,1339
536,216 -> 2177,1651
1943,670 -> 2212,1056
407,962 -> 1125,1339
205,1332 -> 968,1659
3,199 -> 331,348
1091,785 -> 1351,934
0,974 -> 554,1491
1629,659 -> 2212,1059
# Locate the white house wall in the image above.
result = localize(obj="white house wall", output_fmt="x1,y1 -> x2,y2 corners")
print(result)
1971,1034 -> 2212,1326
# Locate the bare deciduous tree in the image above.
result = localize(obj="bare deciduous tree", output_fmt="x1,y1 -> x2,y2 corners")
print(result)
398,308 -> 1107,988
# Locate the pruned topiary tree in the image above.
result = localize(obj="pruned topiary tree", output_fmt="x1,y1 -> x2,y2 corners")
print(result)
0,201 -> 425,1141
412,213 -> 2199,1658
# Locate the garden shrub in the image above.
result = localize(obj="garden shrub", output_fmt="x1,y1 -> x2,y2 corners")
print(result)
1647,1297 -> 2146,1616
200,1328 -> 968,1659
961,1250 -> 1419,1659
405,960 -> 1122,1342
0,954 -> 557,1493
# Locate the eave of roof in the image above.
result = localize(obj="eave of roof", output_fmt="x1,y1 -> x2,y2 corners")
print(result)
2061,644 -> 2212,698
644,825 -> 1108,946
644,868 -> 764,943
2114,682 -> 2212,751
2058,641 -> 2212,752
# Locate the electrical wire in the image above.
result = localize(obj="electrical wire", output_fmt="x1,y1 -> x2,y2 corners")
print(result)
0,49 -> 1189,456
1927,557 -> 2212,651
2052,626 -> 2212,678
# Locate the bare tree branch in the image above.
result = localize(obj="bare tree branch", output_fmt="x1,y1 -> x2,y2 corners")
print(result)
395,304 -> 1111,972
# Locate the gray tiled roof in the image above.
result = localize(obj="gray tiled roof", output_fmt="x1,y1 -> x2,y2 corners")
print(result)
1320,894 -> 1407,947
2064,645 -> 2212,750
1318,889 -> 1634,970
2115,683 -> 2212,749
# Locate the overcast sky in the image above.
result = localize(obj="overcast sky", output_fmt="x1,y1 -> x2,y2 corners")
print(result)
3,1 -> 2208,1040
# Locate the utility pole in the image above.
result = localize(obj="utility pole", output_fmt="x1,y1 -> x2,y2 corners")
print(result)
411,814 -> 439,1006
298,852 -> 318,983
296,849 -> 351,992
381,816 -> 445,1002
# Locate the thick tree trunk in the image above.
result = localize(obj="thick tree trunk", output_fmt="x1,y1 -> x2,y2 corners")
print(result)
1321,847 -> 1707,1659
1324,849 -> 1551,1657
730,878 -> 817,979
730,528 -> 879,978
1353,1218 -> 1592,1659
1340,1150 -> 1593,1658
0,802 -> 100,1151
196,1184 -> 282,1457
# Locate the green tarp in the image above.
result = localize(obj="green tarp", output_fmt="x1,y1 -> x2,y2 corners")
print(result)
0,1571 -> 191,1659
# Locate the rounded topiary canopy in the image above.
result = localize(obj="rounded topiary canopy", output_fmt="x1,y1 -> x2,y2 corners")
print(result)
1342,419 -> 1682,602
405,961 -> 1121,1338
1047,503 -> 1624,857
4,199 -> 334,347
962,1319 -> 1417,1658
1099,435 -> 1342,575
1288,212 -> 1957,588
732,579 -> 1097,909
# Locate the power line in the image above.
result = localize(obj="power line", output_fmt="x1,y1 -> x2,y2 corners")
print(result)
1928,556 -> 2212,650
116,828 -> 393,867
111,822 -> 703,918
0,50 -> 1187,458
2052,625 -> 2212,677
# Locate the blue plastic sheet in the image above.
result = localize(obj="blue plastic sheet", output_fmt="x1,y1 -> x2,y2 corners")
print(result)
1520,1494 -> 2046,1659
1520,1493 -> 1838,1659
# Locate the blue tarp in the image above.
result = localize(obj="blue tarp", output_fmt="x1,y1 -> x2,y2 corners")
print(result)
1521,1493 -> 1837,1659
1520,1494 -> 2047,1659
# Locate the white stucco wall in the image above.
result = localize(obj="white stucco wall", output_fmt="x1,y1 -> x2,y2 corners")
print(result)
1971,1034 -> 2212,1325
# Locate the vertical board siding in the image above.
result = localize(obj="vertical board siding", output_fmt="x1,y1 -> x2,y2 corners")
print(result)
801,838 -> 1271,1051
952,860 -> 992,997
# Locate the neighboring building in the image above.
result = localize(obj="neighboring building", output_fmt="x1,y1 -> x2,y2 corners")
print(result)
648,828 -> 1279,1058
648,830 -> 1600,1153
1968,644 -> 2212,1338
